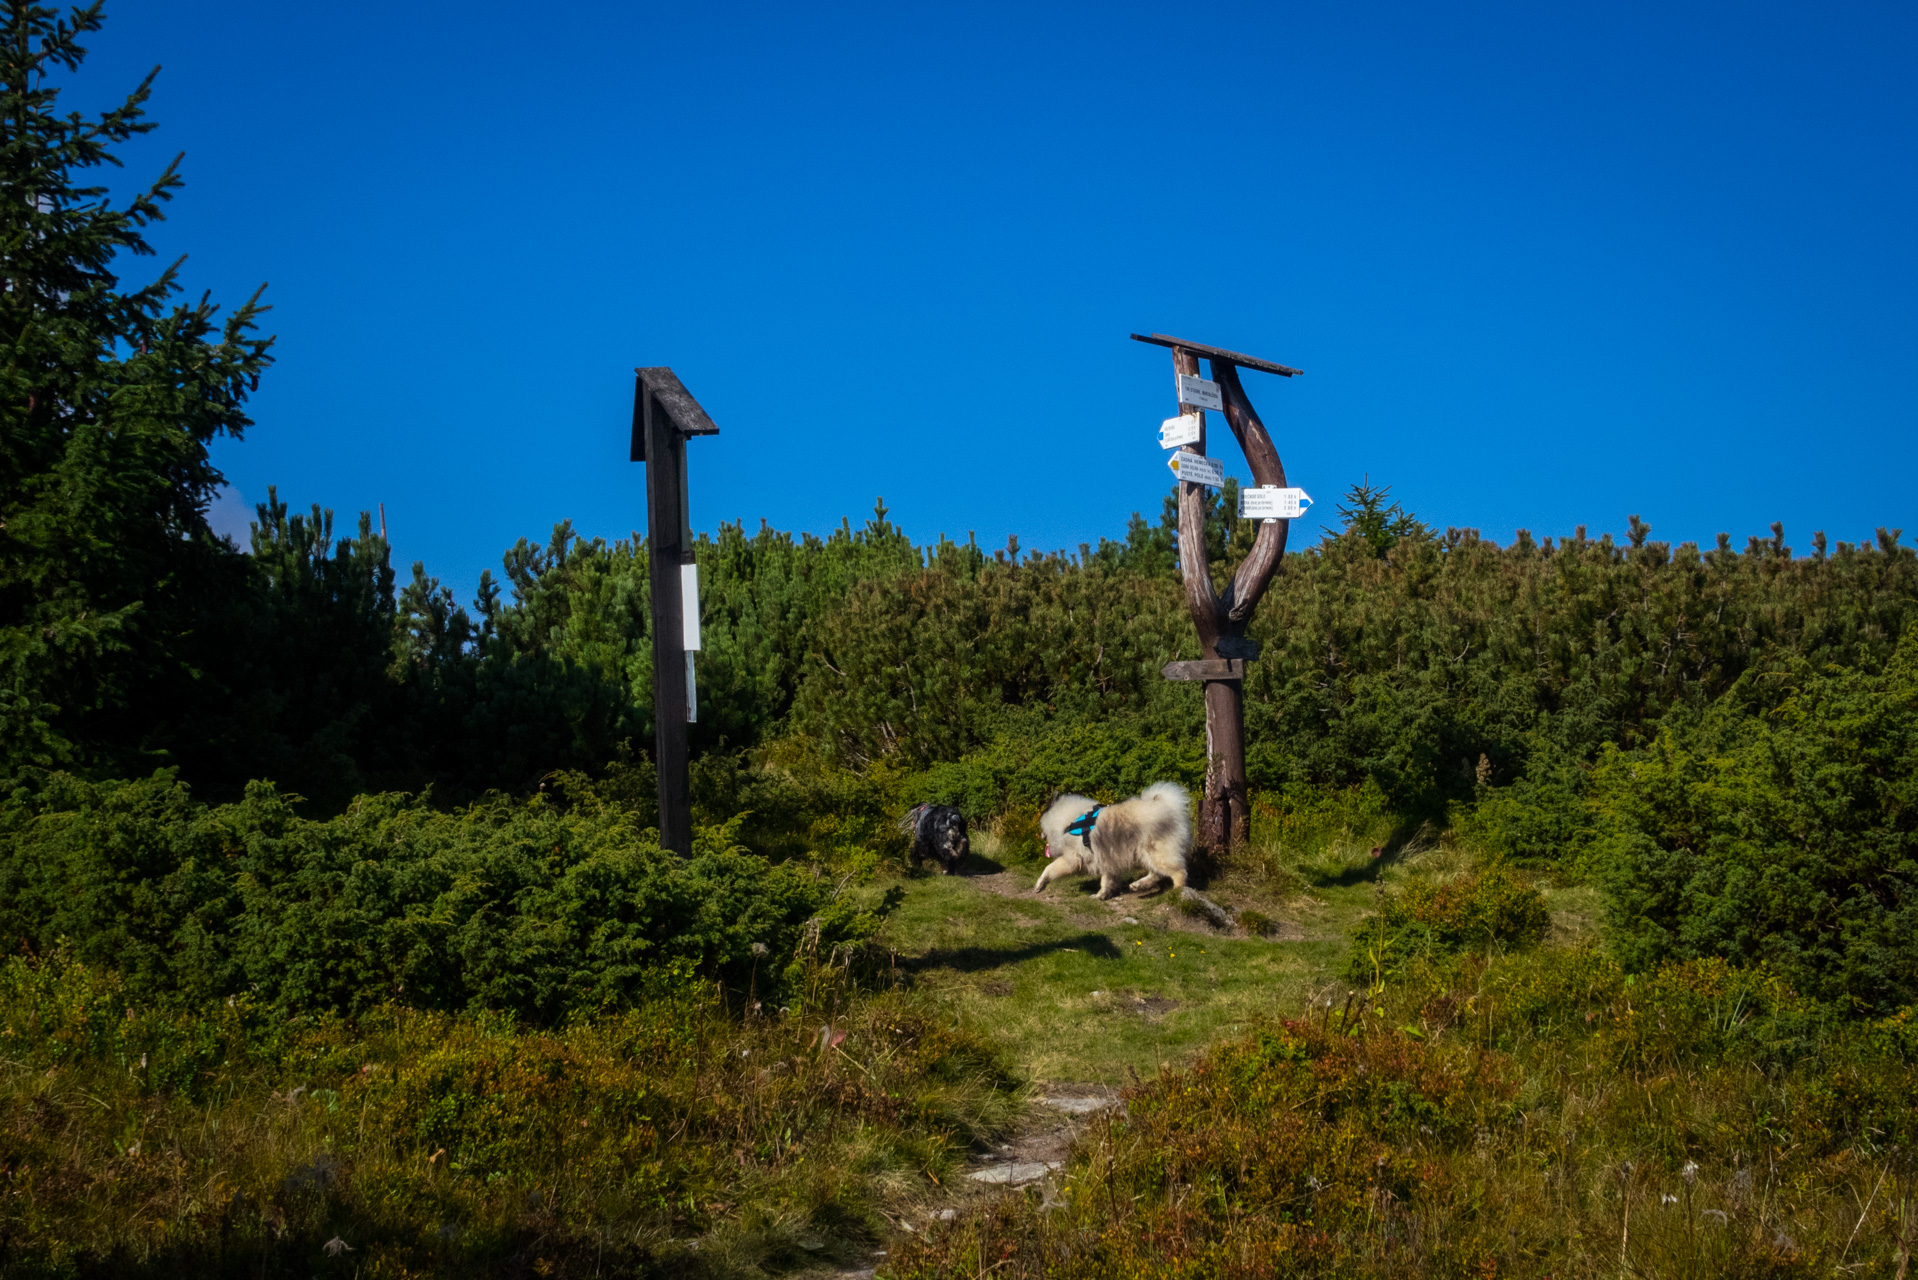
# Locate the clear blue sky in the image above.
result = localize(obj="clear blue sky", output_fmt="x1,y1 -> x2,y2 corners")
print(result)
76,0 -> 1918,598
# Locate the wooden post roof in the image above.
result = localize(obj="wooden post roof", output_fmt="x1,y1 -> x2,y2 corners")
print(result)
1129,333 -> 1302,377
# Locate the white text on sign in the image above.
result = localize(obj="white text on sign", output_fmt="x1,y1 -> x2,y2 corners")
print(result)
1239,486 -> 1313,520
1176,373 -> 1223,412
1168,450 -> 1226,488
1159,413 -> 1202,449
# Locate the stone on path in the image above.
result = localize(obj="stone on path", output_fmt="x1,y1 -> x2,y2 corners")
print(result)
966,1161 -> 1058,1185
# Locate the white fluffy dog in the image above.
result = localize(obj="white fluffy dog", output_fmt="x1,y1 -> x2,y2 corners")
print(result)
1034,782 -> 1192,899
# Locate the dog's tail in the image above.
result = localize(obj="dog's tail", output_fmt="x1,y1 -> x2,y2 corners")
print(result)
1141,781 -> 1193,844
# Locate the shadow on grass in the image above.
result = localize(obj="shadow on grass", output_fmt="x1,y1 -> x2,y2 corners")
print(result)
899,932 -> 1123,975
1299,821 -> 1432,889
34,1227 -> 665,1280
907,852 -> 1019,877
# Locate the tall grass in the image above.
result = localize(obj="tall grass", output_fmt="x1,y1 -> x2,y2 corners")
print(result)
0,950 -> 1018,1278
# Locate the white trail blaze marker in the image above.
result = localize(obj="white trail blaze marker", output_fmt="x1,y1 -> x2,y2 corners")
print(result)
680,563 -> 701,651
1239,486 -> 1313,521
1168,449 -> 1226,488
1176,373 -> 1223,412
1159,413 -> 1202,449
681,562 -> 700,723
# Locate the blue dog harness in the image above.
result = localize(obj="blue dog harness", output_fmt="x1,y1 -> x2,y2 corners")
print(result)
1064,806 -> 1102,849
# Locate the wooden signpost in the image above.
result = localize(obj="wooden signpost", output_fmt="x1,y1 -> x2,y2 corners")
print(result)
1131,331 -> 1302,860
630,366 -> 719,856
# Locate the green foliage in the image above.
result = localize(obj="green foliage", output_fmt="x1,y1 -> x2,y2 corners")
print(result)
1252,781 -> 1395,852
791,555 -> 1193,768
1347,865 -> 1550,982
690,747 -> 906,867
0,771 -> 885,1022
161,489 -> 403,810
1455,752 -> 1598,866
0,0 -> 273,786
1243,518 -> 1918,812
910,712 -> 1204,819
0,952 -> 1018,1278
1333,475 -> 1431,557
1592,630 -> 1918,1013
895,1017 -> 1528,1278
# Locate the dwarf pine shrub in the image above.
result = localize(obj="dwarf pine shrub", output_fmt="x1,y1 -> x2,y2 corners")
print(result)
0,772 -> 885,1022
1594,629 -> 1918,1014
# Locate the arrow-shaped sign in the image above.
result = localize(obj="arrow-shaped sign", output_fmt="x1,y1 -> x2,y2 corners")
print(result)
1239,486 -> 1312,520
1168,450 -> 1226,488
1159,413 -> 1202,449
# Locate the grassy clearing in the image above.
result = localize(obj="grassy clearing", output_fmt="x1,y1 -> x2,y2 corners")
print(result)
873,866 -> 1340,1082
870,795 -> 1470,1083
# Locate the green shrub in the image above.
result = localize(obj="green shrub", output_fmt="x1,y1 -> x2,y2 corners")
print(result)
1347,865 -> 1550,983
689,748 -> 906,867
1594,632 -> 1918,1013
911,714 -> 1203,820
1250,780 -> 1394,851
993,805 -> 1044,864
1456,757 -> 1598,866
0,772 -> 886,1022
791,561 -> 1191,769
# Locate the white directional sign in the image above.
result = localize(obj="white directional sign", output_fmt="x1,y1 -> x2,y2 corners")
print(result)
1158,413 -> 1202,449
1176,373 -> 1223,412
1239,486 -> 1313,520
1168,450 -> 1225,488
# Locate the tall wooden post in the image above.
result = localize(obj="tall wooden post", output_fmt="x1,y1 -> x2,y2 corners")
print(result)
631,367 -> 718,856
1133,333 -> 1301,862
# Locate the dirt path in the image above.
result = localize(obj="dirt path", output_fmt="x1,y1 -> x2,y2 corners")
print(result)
812,1083 -> 1122,1279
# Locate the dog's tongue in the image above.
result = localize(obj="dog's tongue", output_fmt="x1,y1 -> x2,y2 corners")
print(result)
1044,841 -> 1055,859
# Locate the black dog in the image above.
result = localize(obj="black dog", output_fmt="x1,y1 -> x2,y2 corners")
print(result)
901,803 -> 970,874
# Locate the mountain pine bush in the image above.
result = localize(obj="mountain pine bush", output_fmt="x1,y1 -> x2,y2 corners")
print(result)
0,771 -> 884,1021
1594,628 -> 1918,1013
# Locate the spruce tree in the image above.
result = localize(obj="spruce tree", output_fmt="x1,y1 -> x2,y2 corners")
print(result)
0,1 -> 272,783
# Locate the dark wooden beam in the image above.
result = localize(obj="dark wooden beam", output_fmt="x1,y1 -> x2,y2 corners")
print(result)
1128,332 -> 1302,377
633,366 -> 719,857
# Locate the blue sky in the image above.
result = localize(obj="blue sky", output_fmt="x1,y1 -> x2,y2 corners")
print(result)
75,1 -> 1918,598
